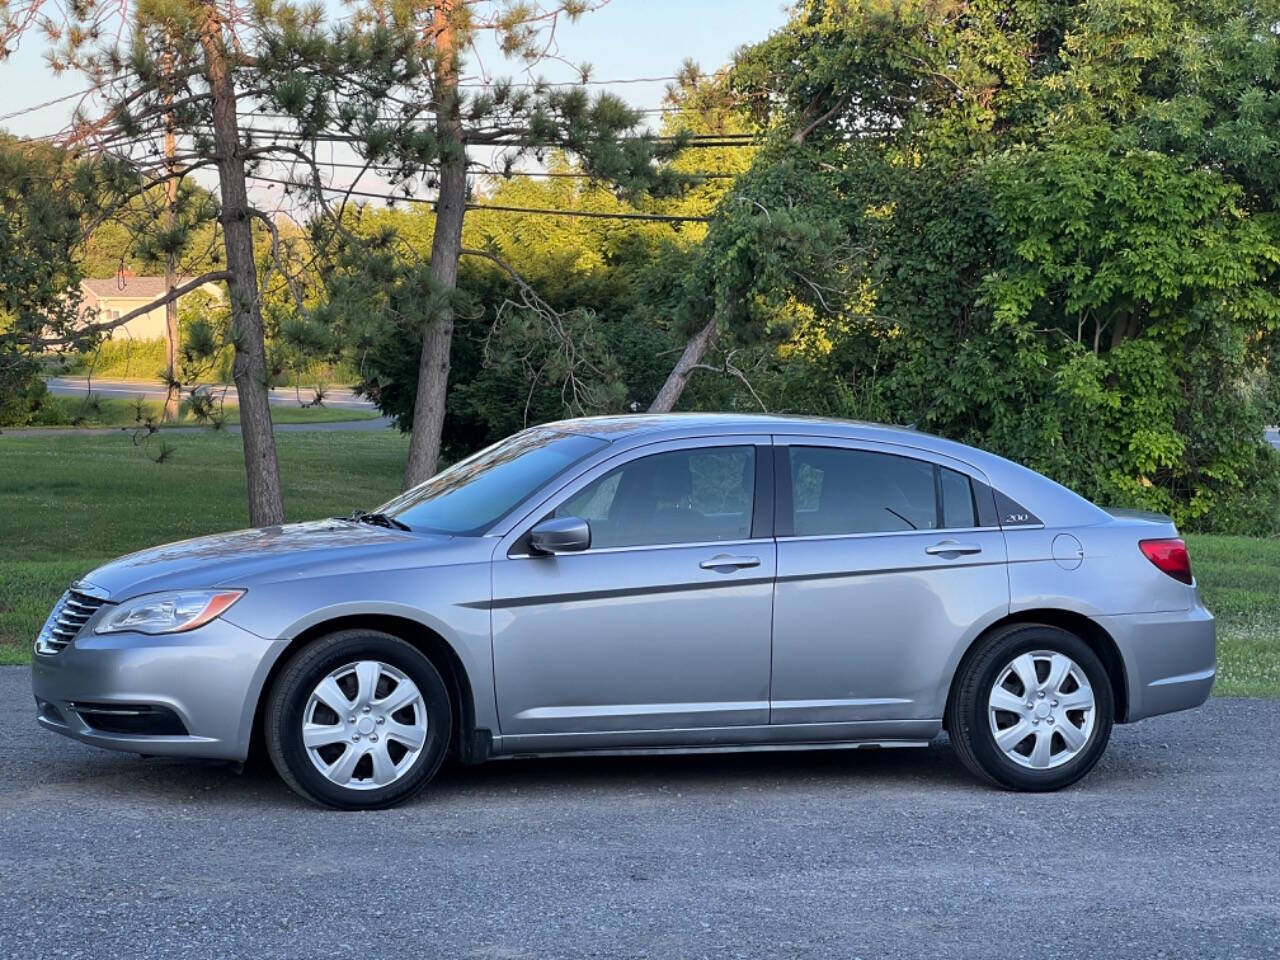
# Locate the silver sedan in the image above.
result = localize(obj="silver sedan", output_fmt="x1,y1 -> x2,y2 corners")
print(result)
32,414 -> 1216,808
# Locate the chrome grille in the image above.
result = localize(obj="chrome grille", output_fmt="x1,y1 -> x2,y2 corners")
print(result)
35,585 -> 109,655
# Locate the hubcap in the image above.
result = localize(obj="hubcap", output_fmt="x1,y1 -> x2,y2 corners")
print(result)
988,650 -> 1095,770
302,660 -> 428,791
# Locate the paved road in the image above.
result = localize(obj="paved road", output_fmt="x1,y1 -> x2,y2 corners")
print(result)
46,376 -> 376,411
1,668 -> 1276,959
2,416 -> 395,438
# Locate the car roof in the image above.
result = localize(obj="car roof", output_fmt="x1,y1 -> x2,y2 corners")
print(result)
545,412 -> 913,441
544,413 -> 971,460
539,413 -> 1109,526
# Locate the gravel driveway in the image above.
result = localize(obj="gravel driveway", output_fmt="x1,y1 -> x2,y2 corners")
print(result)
1,665 -> 1277,960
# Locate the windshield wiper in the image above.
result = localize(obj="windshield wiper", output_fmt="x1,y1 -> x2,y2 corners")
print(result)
335,510 -> 412,532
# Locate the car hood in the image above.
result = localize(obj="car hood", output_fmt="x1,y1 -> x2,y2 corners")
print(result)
80,520 -> 454,601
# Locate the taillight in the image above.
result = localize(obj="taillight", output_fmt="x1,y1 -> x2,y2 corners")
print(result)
1139,538 -> 1193,585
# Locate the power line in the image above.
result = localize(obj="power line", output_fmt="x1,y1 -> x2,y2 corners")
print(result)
247,173 -> 712,222
464,201 -> 709,222
232,124 -> 756,144
0,87 -> 98,123
244,107 -> 681,122
269,156 -> 738,181
3,71 -> 725,132
454,72 -> 727,90
477,167 -> 736,180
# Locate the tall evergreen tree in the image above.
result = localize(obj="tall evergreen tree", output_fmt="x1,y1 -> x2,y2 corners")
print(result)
259,0 -> 689,487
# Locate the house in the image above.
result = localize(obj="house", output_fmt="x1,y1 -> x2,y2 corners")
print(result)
78,271 -> 223,341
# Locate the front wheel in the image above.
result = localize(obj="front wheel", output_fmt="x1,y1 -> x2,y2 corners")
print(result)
946,624 -> 1114,791
264,630 -> 452,809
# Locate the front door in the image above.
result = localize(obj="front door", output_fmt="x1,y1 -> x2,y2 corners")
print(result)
491,437 -> 776,740
769,439 -> 1010,724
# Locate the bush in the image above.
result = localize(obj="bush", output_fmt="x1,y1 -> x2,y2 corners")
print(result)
0,360 -> 48,426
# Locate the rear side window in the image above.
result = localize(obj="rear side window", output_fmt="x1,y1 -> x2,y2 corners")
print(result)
787,447 -> 981,536
789,447 -> 935,535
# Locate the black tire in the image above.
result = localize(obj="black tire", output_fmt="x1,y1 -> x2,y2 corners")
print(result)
945,623 -> 1114,791
264,630 -> 452,810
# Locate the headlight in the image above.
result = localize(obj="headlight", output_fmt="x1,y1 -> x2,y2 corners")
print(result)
95,590 -> 245,635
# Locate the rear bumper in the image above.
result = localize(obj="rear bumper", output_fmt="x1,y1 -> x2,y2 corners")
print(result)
1099,605 -> 1216,723
31,618 -> 284,761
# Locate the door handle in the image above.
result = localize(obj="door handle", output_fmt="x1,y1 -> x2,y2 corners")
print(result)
700,554 -> 761,570
925,541 -> 983,557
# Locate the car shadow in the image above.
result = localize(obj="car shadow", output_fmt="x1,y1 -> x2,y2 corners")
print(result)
32,729 -> 1171,810
38,738 -> 984,811
435,740 -> 970,795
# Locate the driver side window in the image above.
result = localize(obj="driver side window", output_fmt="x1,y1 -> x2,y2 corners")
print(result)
557,446 -> 756,549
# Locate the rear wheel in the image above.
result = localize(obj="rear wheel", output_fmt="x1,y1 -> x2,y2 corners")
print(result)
946,624 -> 1114,791
264,630 -> 452,809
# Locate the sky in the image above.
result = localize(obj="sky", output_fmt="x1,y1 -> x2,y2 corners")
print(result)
0,1 -> 792,138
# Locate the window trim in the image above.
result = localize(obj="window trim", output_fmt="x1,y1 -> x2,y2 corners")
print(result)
773,440 -> 1001,539
508,535 -> 767,561
500,434 -> 774,558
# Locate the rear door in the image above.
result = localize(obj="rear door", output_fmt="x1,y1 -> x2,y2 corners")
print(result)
770,437 -> 1010,724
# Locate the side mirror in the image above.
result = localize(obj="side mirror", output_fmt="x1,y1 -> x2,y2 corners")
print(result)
529,516 -> 591,555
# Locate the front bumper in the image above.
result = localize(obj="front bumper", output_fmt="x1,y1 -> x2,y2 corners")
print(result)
32,617 -> 285,761
1100,603 -> 1217,723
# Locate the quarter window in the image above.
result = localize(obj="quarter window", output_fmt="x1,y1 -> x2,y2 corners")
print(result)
940,466 -> 978,529
557,446 -> 755,548
788,447 -> 979,536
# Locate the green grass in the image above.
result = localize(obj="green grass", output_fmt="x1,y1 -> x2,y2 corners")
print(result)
57,337 -> 360,386
0,430 -> 407,664
0,431 -> 1276,698
13,395 -> 378,428
1185,534 -> 1280,699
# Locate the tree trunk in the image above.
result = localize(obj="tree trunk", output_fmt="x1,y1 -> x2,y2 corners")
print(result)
197,3 -> 285,526
403,0 -> 465,489
1110,311 -> 1136,350
648,313 -> 718,413
649,101 -> 839,416
162,87 -> 180,423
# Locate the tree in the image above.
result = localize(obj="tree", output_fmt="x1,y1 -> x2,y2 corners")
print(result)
0,0 -> 304,522
655,0 -> 1280,530
0,136 -> 93,424
306,62 -> 758,457
320,168 -> 662,455
0,132 -> 233,425
2,0 -> 488,516
260,0 -> 690,487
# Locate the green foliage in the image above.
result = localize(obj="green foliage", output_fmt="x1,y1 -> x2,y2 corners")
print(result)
0,130 -> 227,426
319,179 -> 654,457
0,137 -> 90,425
669,0 -> 1280,534
8,0 -> 1277,534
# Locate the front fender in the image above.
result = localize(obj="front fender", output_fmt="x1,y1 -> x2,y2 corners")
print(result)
223,559 -> 497,734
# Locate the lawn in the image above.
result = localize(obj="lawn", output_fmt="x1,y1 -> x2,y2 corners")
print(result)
0,431 -> 1276,700
0,430 -> 407,664
1186,535 -> 1280,699
13,394 -> 378,428
57,336 -> 359,386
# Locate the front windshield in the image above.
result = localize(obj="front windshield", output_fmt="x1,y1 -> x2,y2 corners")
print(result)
377,429 -> 609,535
